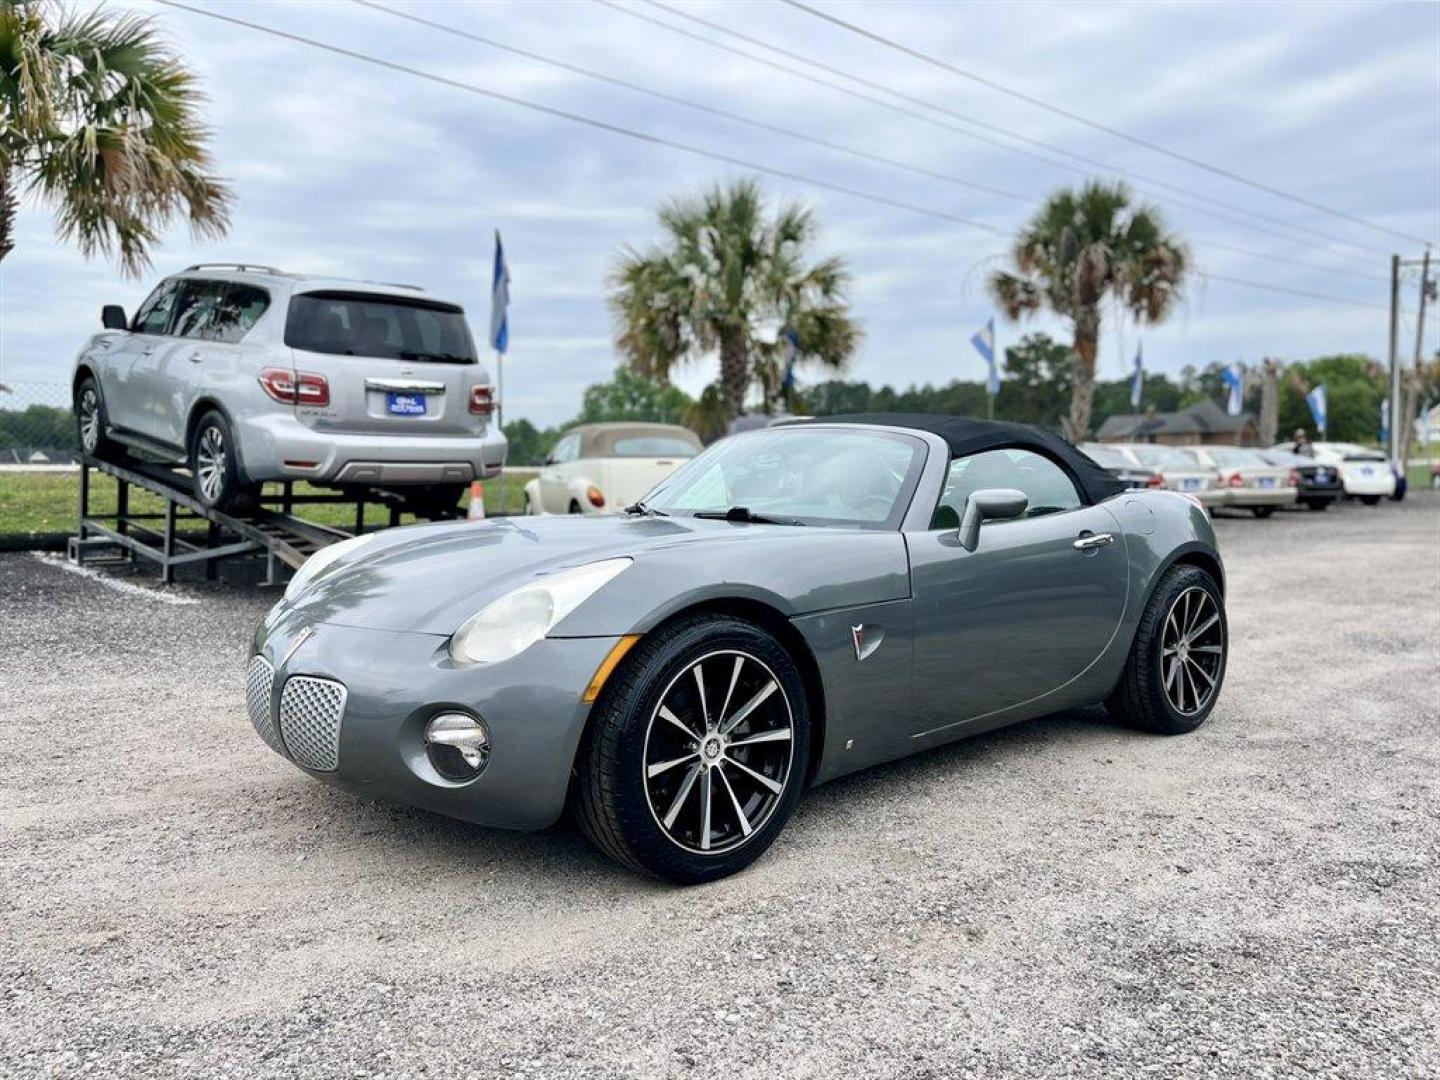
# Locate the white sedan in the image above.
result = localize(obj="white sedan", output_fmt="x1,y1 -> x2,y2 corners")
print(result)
1277,442 -> 1396,504
524,422 -> 702,515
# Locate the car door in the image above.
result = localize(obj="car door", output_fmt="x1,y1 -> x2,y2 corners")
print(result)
537,433 -> 578,511
907,448 -> 1129,735
147,278 -> 232,446
104,279 -> 182,436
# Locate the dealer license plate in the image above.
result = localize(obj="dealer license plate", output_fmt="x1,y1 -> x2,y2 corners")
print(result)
387,392 -> 426,416
1259,477 -> 1276,489
1182,478 -> 1201,490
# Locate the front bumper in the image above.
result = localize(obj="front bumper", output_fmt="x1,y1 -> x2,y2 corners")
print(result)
247,611 -> 620,830
236,412 -> 507,485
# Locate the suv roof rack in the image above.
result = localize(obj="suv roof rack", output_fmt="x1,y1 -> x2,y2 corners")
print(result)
183,262 -> 284,274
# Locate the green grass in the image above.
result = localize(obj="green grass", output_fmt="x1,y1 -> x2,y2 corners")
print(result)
0,468 -> 538,537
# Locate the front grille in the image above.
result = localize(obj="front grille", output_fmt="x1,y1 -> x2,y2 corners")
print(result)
279,676 -> 348,772
245,655 -> 286,756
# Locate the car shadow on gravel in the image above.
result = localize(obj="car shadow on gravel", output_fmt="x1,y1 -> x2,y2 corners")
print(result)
293,703 -> 1136,891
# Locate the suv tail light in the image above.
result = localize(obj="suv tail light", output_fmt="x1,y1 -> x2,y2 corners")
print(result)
469,385 -> 495,415
259,367 -> 329,408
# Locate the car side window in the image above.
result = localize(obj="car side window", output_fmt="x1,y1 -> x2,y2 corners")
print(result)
207,284 -> 270,343
132,280 -> 181,335
172,279 -> 230,339
551,434 -> 579,464
932,448 -> 1083,528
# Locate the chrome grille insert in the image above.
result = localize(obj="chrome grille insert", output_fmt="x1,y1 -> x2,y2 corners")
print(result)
245,655 -> 285,756
279,676 -> 347,772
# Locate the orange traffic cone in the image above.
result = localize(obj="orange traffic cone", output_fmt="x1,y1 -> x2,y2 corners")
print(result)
466,480 -> 486,520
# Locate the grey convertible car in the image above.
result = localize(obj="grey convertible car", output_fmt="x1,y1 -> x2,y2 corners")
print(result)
247,415 -> 1228,883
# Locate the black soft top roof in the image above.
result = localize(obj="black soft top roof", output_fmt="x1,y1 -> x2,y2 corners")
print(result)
802,412 -> 1128,504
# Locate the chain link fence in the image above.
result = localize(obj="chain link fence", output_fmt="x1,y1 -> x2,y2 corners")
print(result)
0,381 -> 77,465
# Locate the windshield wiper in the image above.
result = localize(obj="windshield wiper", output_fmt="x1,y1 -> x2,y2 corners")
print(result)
623,500 -> 668,517
692,506 -> 804,526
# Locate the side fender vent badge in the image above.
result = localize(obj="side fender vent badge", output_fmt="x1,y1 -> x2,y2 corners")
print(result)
851,623 -> 884,662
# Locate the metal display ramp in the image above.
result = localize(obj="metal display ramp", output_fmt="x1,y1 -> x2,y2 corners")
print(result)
69,454 -> 460,584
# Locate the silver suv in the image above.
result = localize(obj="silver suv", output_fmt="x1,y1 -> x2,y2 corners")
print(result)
71,264 -> 506,512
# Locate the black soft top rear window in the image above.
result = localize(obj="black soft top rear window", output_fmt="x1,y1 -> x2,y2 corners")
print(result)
285,290 -> 476,363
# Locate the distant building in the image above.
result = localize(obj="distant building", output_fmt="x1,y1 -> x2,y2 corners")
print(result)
1097,400 -> 1258,446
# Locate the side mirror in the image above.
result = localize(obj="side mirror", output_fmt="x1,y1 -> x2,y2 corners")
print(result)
957,488 -> 1028,552
101,305 -> 128,330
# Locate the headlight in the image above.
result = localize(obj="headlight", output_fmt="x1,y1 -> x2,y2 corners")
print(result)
449,557 -> 631,665
284,531 -> 380,600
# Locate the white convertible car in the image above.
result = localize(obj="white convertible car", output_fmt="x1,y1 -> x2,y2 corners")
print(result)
524,422 -> 702,515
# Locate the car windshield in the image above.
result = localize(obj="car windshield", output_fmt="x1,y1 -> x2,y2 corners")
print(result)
1208,448 -> 1268,468
643,427 -> 925,528
1131,445 -> 1196,469
285,291 -> 477,362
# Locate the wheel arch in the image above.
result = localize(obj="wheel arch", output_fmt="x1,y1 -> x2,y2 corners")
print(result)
576,595 -> 829,787
185,397 -> 252,482
1160,545 -> 1225,597
72,364 -> 97,398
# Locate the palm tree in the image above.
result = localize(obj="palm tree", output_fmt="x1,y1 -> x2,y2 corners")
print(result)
990,181 -> 1188,440
0,1 -> 230,274
610,179 -> 860,421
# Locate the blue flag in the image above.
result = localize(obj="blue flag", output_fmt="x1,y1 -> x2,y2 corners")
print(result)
780,327 -> 799,393
1379,398 -> 1390,444
1130,342 -> 1144,410
1306,383 -> 1327,435
490,230 -> 510,355
971,318 -> 998,397
1221,362 -> 1244,417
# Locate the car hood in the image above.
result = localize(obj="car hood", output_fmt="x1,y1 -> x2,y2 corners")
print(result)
277,514 -> 825,636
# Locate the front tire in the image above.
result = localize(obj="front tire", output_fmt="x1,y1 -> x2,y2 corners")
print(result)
73,377 -> 125,462
575,615 -> 810,884
1107,564 -> 1227,735
1250,506 -> 1276,519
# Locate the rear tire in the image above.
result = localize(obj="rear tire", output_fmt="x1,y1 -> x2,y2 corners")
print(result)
1250,506 -> 1276,519
189,410 -> 257,512
569,500 -> 582,515
575,614 -> 810,884
1107,564 -> 1227,736
73,376 -> 125,462
1360,495 -> 1381,506
1304,499 -> 1328,511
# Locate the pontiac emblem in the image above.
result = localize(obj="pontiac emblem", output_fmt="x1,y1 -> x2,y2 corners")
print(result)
282,626 -> 316,667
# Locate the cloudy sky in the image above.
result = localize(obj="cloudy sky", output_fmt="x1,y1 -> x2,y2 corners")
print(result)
2,0 -> 1437,425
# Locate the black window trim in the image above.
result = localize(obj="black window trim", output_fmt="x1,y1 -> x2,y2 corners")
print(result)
131,276 -> 272,341
929,443 -> 1088,531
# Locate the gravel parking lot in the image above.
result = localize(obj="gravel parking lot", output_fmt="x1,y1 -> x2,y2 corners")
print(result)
3,496 -> 1437,1078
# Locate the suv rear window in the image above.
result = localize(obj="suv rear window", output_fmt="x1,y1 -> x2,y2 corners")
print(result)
285,291 -> 476,363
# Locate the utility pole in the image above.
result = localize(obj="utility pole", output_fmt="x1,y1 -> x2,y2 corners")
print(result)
1401,247 -> 1434,474
1386,254 -> 1401,462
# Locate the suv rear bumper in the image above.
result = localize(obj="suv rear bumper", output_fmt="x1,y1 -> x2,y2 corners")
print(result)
237,413 -> 506,485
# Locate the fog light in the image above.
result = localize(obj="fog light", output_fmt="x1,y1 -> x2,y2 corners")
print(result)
425,712 -> 491,781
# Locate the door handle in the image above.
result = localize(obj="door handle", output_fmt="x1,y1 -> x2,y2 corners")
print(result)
1073,532 -> 1115,551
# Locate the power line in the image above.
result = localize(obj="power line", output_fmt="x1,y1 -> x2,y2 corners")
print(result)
150,0 -> 1005,236
351,0 -> 1034,207
1196,272 -> 1386,311
782,0 -> 1432,249
149,1 -> 1389,316
622,0 -> 1394,261
362,0 -> 1385,286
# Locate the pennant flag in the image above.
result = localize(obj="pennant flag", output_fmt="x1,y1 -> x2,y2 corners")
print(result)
1306,383 -> 1327,436
1130,342 -> 1144,410
971,318 -> 999,397
1379,398 -> 1390,444
1221,361 -> 1244,417
490,230 -> 510,355
1420,405 -> 1431,446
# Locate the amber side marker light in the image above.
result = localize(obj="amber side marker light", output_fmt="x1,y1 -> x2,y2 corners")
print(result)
582,634 -> 641,703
